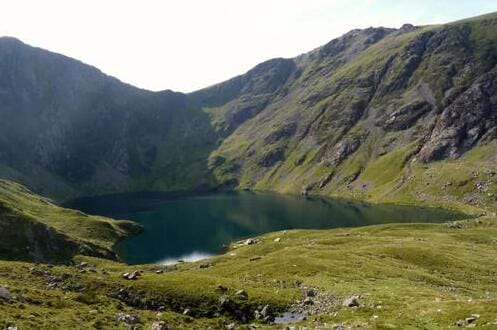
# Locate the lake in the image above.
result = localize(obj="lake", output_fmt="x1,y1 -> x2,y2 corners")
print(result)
66,191 -> 467,265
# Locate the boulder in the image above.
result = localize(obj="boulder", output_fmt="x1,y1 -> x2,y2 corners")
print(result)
121,270 -> 141,280
0,287 -> 12,301
342,295 -> 360,307
245,238 -> 258,245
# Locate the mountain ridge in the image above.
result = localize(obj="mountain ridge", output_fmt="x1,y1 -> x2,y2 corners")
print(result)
0,12 -> 496,214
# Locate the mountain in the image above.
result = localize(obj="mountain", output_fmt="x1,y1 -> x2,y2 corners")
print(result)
1,11 -> 497,329
0,37 -> 218,200
193,13 -> 497,212
0,13 -> 496,212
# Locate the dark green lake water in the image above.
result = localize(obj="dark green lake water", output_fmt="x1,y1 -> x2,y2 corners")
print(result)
67,191 -> 466,265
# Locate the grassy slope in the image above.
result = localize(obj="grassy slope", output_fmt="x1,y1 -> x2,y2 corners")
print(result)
0,180 -> 140,262
206,12 -> 497,216
2,217 -> 497,329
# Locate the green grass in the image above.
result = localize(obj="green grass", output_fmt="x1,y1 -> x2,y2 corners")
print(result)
2,217 -> 497,329
2,9 -> 497,330
0,179 -> 140,262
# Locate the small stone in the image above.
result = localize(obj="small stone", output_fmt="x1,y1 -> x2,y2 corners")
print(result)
235,290 -> 248,299
226,323 -> 236,330
303,297 -> 314,305
116,312 -> 140,324
155,269 -> 164,274
465,316 -> 477,324
245,238 -> 258,245
183,308 -> 190,315
199,263 -> 210,269
302,287 -> 316,297
342,295 -> 360,307
151,321 -> 169,330
274,237 -> 281,242
219,296 -> 235,310
122,270 -> 140,280
260,304 -> 270,318
0,287 -> 12,301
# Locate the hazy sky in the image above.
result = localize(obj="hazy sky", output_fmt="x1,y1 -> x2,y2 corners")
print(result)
1,0 -> 497,92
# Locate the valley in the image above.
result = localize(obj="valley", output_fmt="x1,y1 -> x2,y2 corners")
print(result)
0,10 -> 497,330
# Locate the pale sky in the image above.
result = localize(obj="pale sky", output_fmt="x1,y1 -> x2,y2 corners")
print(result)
1,0 -> 497,92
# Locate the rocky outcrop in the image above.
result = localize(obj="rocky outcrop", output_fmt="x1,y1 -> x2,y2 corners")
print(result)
419,69 -> 497,161
382,99 -> 433,131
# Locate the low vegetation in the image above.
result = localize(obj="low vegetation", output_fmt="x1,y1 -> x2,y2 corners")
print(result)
1,10 -> 497,330
2,215 -> 497,329
0,180 -> 141,263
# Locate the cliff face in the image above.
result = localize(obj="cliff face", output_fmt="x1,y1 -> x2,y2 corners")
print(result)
0,13 -> 496,210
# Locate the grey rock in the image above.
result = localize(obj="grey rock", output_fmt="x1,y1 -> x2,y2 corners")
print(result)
235,289 -> 248,300
121,270 -> 140,280
245,238 -> 258,245
260,304 -> 270,318
303,297 -> 314,305
302,287 -> 316,298
116,312 -> 140,324
342,295 -> 360,307
0,287 -> 12,301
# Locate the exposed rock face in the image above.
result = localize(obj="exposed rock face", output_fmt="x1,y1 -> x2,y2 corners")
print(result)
382,100 -> 433,131
419,69 -> 497,161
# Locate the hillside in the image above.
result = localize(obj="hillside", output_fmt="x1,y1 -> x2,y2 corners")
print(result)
0,37 -> 219,200
0,179 -> 140,262
192,13 -> 497,213
0,11 -> 497,330
2,214 -> 497,329
0,14 -> 496,213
